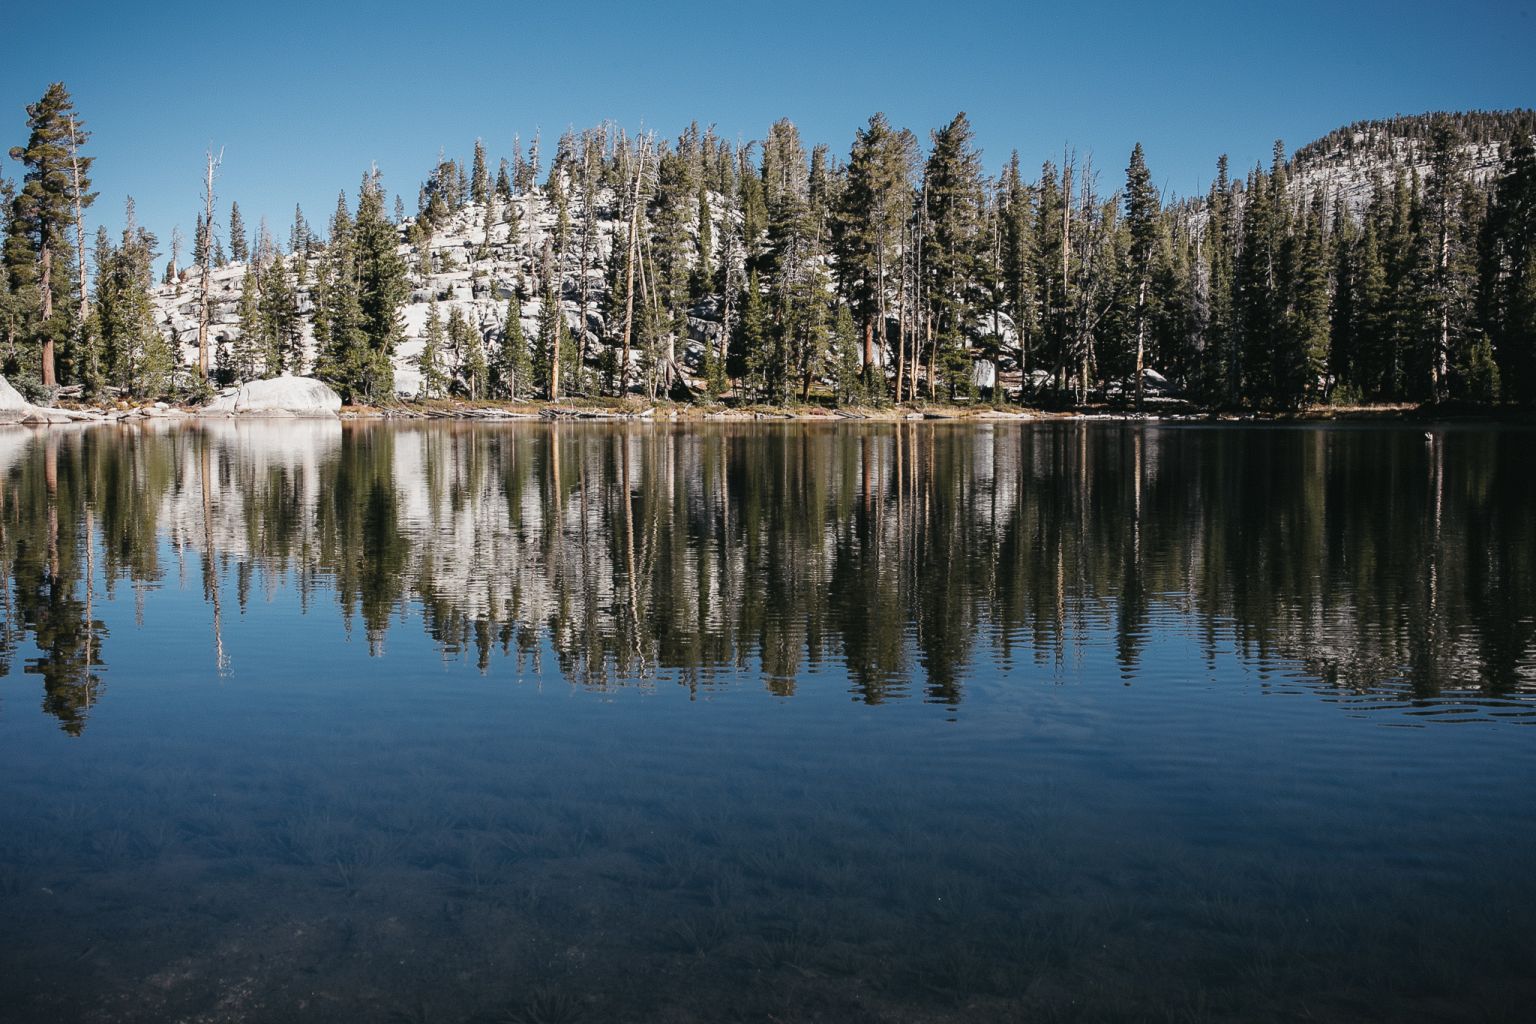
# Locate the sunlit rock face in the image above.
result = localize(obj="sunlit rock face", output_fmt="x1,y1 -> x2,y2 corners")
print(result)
201,376 -> 343,417
0,375 -> 30,423
0,374 -> 91,424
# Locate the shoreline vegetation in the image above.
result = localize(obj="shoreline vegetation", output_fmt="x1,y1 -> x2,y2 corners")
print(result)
24,392 -> 1531,425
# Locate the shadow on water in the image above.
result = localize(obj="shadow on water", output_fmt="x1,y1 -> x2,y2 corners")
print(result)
0,420 -> 1533,1022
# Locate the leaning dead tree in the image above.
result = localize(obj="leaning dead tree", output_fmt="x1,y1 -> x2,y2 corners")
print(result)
620,134 -> 651,397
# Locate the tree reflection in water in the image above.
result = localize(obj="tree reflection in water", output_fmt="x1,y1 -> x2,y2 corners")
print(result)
2,420 -> 1533,732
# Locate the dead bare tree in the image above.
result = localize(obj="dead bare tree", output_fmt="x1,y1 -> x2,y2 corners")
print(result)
620,134 -> 651,397
198,147 -> 223,378
67,116 -> 90,332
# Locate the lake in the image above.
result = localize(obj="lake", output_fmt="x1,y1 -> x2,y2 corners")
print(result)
0,420 -> 1533,1023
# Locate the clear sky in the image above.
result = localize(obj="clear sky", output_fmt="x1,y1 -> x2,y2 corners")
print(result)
2,0 -> 1532,254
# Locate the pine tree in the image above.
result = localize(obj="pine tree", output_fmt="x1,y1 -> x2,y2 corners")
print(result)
1277,195 -> 1330,406
446,304 -> 470,390
1151,216 -> 1195,392
1328,198 -> 1361,398
651,142 -> 696,380
232,262 -> 264,383
1204,155 -> 1239,404
346,169 -> 408,402
1031,160 -> 1069,395
535,284 -> 569,400
998,151 -> 1036,394
787,267 -> 830,402
808,143 -> 838,245
922,113 -> 986,399
260,253 -> 302,375
493,293 -> 532,399
229,201 -> 249,263
738,269 -> 770,394
313,190 -> 368,396
1422,116 -> 1478,401
7,82 -> 91,390
0,177 -> 21,369
836,113 -> 917,394
495,159 -> 514,206
193,212 -> 208,274
1234,157 -> 1283,405
1478,136 -> 1536,400
417,300 -> 448,399
830,302 -> 864,404
471,138 -> 490,208
1123,143 -> 1159,409
757,118 -> 823,403
738,148 -> 768,276
460,313 -> 488,400
702,319 -> 728,399
290,205 -> 311,281
93,197 -> 169,397
1354,193 -> 1392,398
1379,168 -> 1425,400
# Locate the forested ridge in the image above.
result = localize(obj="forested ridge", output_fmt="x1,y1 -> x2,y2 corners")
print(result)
4,83 -> 1535,411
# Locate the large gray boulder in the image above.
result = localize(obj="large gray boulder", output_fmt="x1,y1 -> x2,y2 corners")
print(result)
203,376 -> 342,417
0,375 -> 30,422
0,374 -> 90,424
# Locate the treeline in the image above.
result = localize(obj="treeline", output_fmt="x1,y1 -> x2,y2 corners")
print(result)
4,81 -> 1535,408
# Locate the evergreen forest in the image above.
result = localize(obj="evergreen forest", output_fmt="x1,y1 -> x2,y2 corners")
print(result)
5,83 -> 1536,411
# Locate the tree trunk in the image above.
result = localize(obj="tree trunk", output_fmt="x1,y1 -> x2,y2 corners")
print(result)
874,249 -> 886,394
1435,206 -> 1450,402
69,117 -> 88,335
1062,155 -> 1072,404
1134,278 -> 1147,411
895,247 -> 907,403
549,331 -> 560,401
719,275 -> 732,387
198,149 -> 220,379
620,141 -> 644,397
40,241 -> 55,389
863,319 -> 874,386
926,316 -> 936,401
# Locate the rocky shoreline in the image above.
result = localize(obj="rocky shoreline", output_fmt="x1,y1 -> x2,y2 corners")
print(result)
1,374 -> 1518,427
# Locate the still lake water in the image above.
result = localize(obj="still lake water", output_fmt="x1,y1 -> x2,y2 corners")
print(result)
0,420 -> 1533,1023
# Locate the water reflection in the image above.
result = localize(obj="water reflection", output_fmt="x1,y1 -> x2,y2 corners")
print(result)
2,420 -> 1535,732
3,421 -> 1535,1024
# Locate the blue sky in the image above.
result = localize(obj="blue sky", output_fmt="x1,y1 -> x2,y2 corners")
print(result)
2,0 -> 1531,254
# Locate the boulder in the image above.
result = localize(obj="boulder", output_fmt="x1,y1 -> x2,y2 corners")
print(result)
202,389 -> 238,415
203,376 -> 342,417
0,374 -> 94,425
0,375 -> 31,422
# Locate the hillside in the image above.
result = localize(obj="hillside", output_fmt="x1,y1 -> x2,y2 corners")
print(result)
142,107 -> 1536,405
152,189 -> 656,400
1284,109 -> 1536,216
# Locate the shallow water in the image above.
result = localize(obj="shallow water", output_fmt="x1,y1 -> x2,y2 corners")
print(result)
0,420 -> 1533,1023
